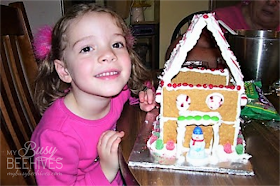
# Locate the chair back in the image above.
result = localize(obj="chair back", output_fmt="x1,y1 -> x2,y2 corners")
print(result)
9,1 -> 34,42
170,10 -> 210,44
1,3 -> 40,185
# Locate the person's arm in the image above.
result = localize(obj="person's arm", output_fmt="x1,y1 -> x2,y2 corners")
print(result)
33,130 -> 123,185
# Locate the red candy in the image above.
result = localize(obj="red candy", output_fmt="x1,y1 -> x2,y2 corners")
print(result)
223,142 -> 233,154
237,138 -> 243,145
203,14 -> 209,19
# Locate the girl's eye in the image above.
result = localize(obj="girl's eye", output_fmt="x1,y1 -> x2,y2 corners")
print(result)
112,42 -> 124,48
80,46 -> 93,53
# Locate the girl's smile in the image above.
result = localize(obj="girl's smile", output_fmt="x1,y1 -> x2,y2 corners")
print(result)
94,70 -> 120,80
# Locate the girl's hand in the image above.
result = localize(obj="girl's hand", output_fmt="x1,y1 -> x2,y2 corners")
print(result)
139,88 -> 157,112
98,130 -> 125,182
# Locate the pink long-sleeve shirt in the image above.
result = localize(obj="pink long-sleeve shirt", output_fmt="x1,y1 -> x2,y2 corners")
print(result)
214,3 -> 280,31
31,89 -> 130,185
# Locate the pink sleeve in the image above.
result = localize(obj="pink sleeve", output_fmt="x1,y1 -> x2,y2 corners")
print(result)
214,3 -> 250,31
33,130 -> 123,185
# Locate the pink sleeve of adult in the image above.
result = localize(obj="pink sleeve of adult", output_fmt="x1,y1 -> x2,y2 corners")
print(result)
214,4 -> 250,31
33,130 -> 123,185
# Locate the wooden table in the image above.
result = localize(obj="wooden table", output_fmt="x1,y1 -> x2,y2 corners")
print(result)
117,95 -> 280,186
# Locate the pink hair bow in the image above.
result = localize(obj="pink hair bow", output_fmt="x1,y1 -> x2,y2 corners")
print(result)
33,25 -> 53,60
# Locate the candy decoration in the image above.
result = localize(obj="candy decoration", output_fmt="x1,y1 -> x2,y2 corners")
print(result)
203,115 -> 210,120
223,142 -> 233,153
235,144 -> 244,154
206,93 -> 224,110
149,135 -> 158,145
176,94 -> 191,111
237,137 -> 243,145
153,132 -> 160,137
241,93 -> 248,106
194,115 -> 202,120
166,140 -> 175,150
155,139 -> 164,150
177,115 -> 220,122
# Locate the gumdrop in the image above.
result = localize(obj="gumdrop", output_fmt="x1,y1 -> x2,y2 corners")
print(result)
149,135 -> 158,145
235,144 -> 244,154
238,131 -> 244,139
153,132 -> 160,137
223,142 -> 233,153
166,140 -> 175,150
236,137 -> 243,145
155,139 -> 164,150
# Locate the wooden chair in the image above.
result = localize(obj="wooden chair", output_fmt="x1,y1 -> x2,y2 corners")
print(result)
1,3 -> 41,185
9,1 -> 34,43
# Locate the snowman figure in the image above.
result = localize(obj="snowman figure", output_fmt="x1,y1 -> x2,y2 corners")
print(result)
187,126 -> 206,160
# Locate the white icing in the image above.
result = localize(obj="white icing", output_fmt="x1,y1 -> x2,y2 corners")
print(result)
186,155 -> 209,166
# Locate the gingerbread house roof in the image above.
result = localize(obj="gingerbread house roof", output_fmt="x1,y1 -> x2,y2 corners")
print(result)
160,13 -> 244,88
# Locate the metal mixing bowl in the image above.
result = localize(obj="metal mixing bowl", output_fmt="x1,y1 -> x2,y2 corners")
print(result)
227,30 -> 279,92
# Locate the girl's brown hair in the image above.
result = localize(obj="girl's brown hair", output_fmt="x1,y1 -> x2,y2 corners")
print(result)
34,3 -> 152,115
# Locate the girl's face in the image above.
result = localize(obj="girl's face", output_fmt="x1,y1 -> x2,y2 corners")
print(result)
249,0 -> 279,29
57,12 -> 131,98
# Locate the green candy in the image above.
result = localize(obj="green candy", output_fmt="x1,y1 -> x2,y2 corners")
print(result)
235,144 -> 244,154
211,116 -> 219,121
203,115 -> 211,120
178,116 -> 185,121
153,132 -> 160,137
178,115 -> 220,122
155,139 -> 164,150
194,115 -> 202,120
186,116 -> 193,120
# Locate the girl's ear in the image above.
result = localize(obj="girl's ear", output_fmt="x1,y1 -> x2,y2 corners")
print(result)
54,59 -> 72,83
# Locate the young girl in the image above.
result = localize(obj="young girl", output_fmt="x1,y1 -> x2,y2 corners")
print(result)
31,3 -> 156,185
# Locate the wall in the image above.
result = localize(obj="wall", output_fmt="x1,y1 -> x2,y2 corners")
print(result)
159,0 -> 209,68
1,0 -> 63,35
